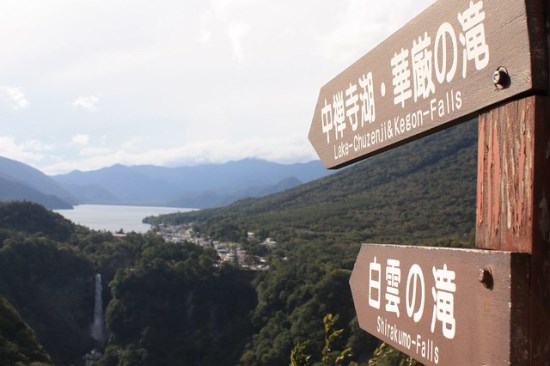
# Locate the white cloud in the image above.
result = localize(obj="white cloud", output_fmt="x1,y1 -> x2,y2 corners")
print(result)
1,86 -> 30,110
120,136 -> 148,152
197,30 -> 211,43
0,136 -> 49,163
227,22 -> 250,62
1,0 -> 439,175
79,146 -> 111,157
72,95 -> 99,111
22,139 -> 55,152
323,0 -> 435,64
201,0 -> 254,61
72,134 -> 90,145
42,134 -> 317,174
208,0 -> 249,21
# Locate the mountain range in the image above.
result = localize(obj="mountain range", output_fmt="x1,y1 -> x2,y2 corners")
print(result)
51,159 -> 332,208
0,157 -> 332,209
0,157 -> 74,209
143,119 -> 479,365
2,117 -> 477,214
0,119 -> 479,366
148,119 -> 479,245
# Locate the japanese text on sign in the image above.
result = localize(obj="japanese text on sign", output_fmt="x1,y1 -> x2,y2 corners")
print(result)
321,1 -> 489,147
368,257 -> 457,364
305,0 -> 545,171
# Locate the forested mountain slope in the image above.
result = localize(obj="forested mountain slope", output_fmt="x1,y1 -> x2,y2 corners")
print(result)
0,201 -> 75,241
0,201 -> 257,366
145,120 -> 479,365
149,119 -> 478,246
0,119 -> 479,366
0,156 -> 74,209
0,176 -> 73,210
53,159 -> 332,208
0,295 -> 53,365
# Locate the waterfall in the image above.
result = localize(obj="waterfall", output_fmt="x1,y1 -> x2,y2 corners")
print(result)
90,273 -> 105,346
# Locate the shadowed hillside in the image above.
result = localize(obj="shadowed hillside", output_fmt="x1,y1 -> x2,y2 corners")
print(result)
145,120 -> 479,366
0,295 -> 53,365
0,120 -> 480,366
0,201 -> 75,242
0,157 -> 74,209
53,159 -> 333,208
148,119 -> 478,246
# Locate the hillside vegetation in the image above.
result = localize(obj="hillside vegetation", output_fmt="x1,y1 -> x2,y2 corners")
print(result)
146,119 -> 478,365
0,295 -> 53,365
52,159 -> 332,208
0,202 -> 256,366
148,119 -> 478,247
0,119 -> 479,366
0,157 -> 74,209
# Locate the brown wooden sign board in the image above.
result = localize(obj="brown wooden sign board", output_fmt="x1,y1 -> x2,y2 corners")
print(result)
349,244 -> 530,366
308,0 -> 547,169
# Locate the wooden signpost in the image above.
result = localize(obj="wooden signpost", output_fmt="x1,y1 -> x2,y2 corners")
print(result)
308,0 -> 547,169
308,0 -> 549,364
349,245 -> 530,365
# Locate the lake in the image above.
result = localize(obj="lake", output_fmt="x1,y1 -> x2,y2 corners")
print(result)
54,204 -> 194,233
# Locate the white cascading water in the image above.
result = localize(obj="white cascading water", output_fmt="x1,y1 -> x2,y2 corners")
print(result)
90,273 -> 105,346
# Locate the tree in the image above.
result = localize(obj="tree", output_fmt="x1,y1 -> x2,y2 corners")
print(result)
367,343 -> 422,366
290,314 -> 357,366
290,341 -> 311,366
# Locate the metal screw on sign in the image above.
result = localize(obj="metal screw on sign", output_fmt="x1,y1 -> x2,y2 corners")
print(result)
479,267 -> 494,289
493,67 -> 510,90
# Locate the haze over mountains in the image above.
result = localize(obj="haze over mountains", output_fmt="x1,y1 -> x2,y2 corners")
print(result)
0,157 -> 332,209
0,157 -> 74,209
151,119 -> 478,245
1,117 -> 476,214
141,119 -> 479,365
0,120 -> 479,365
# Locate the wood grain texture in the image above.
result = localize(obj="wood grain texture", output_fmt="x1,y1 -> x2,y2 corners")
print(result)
476,96 -> 550,365
349,244 -> 530,366
309,0 -> 548,169
476,97 -> 536,251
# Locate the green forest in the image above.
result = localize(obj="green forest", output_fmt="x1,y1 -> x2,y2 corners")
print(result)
0,120 -> 478,365
146,119 -> 477,247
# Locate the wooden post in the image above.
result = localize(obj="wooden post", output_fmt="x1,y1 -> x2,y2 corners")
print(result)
477,96 -> 550,365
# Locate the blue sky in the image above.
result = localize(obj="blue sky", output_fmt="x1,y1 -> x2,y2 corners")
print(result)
0,0 -> 433,174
